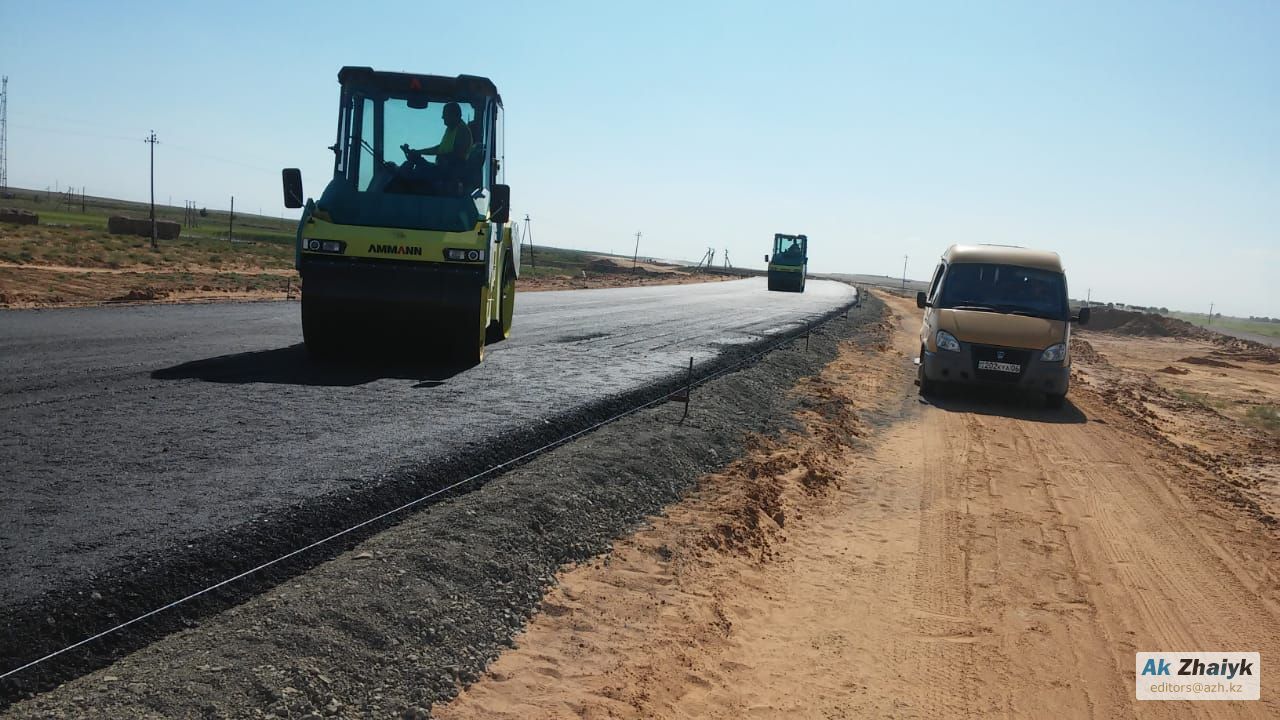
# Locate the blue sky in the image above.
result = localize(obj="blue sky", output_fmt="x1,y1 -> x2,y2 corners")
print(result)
2,0 -> 1276,316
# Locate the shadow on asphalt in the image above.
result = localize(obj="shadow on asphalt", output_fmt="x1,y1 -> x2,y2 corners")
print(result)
151,344 -> 466,387
922,384 -> 1088,424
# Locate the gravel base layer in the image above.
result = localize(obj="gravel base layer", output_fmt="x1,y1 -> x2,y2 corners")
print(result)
2,293 -> 882,718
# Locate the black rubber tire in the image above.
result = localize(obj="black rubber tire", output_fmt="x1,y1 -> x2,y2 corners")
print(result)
486,261 -> 515,345
301,294 -> 339,360
449,302 -> 486,367
767,275 -> 778,292
917,345 -> 933,396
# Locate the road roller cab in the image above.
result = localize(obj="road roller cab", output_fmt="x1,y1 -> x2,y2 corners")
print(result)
915,244 -> 1090,408
766,233 -> 807,292
281,67 -> 517,365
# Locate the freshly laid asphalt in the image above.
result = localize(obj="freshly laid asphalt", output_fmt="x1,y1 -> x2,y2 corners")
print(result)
1,278 -> 855,615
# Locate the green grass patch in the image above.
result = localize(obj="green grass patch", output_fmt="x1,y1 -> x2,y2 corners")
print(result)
1169,312 -> 1280,339
1245,405 -> 1280,434
1172,389 -> 1229,410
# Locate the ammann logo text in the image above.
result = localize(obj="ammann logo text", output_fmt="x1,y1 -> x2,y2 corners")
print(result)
368,244 -> 422,256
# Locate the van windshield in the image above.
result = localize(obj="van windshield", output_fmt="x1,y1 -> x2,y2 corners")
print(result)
937,263 -> 1068,320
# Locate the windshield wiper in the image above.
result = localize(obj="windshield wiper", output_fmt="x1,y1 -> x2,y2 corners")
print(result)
993,306 -> 1060,319
948,304 -> 1000,312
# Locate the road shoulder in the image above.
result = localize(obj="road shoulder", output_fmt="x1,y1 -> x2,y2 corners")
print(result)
1,292 -> 877,718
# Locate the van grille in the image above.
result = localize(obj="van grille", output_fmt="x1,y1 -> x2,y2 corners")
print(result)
972,345 -> 1031,383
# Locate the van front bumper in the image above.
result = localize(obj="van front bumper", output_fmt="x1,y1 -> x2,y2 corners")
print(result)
922,342 -> 1069,395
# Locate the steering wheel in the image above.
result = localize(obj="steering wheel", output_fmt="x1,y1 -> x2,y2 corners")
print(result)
400,143 -> 433,168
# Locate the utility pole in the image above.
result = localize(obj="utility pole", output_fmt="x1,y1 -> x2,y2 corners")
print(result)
901,254 -> 909,289
228,196 -> 235,244
632,231 -> 642,273
522,213 -> 535,268
146,130 -> 158,249
0,76 -> 8,192
1086,288 -> 1091,307
1208,302 -> 1214,325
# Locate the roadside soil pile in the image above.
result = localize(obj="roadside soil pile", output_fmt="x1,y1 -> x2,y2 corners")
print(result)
0,264 -> 296,308
1179,355 -> 1241,369
1086,306 -> 1214,338
0,258 -> 732,308
1,217 -> 731,308
1088,308 -> 1280,364
1068,335 -> 1105,364
1209,341 -> 1280,365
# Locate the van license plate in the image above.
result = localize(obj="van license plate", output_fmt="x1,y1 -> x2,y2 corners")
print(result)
978,361 -> 1021,373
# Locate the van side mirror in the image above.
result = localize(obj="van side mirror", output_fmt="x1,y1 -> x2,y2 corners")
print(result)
490,183 -> 510,224
1075,306 -> 1091,325
282,169 -> 304,209
916,291 -> 928,309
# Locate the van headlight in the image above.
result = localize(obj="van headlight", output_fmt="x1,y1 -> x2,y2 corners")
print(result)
935,330 -> 960,352
1041,343 -> 1067,362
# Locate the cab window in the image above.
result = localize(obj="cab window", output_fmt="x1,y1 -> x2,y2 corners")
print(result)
927,263 -> 945,301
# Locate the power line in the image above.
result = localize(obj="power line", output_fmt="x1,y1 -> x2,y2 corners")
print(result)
9,125 -> 274,172
10,123 -> 141,145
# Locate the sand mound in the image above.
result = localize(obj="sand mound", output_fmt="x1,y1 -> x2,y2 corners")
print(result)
586,258 -> 665,276
1179,356 -> 1242,369
1086,308 -> 1213,339
1210,343 -> 1280,365
1070,337 -> 1106,364
108,287 -> 168,303
1158,366 -> 1190,375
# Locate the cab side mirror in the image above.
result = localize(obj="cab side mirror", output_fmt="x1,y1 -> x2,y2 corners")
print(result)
916,291 -> 929,309
764,254 -> 770,263
490,183 -> 511,224
282,168 -> 304,209
1074,306 -> 1091,325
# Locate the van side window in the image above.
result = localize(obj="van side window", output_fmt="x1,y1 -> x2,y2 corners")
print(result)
927,263 -> 945,301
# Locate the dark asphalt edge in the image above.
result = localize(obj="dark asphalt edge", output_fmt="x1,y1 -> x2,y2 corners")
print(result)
0,289 -> 866,705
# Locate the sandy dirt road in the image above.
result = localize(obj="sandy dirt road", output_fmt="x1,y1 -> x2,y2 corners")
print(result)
438,292 -> 1279,719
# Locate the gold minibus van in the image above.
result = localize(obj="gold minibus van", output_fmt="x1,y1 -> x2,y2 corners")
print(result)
916,244 -> 1090,408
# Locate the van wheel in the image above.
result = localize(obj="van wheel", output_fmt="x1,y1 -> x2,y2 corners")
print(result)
1045,392 -> 1066,409
917,346 -> 933,396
